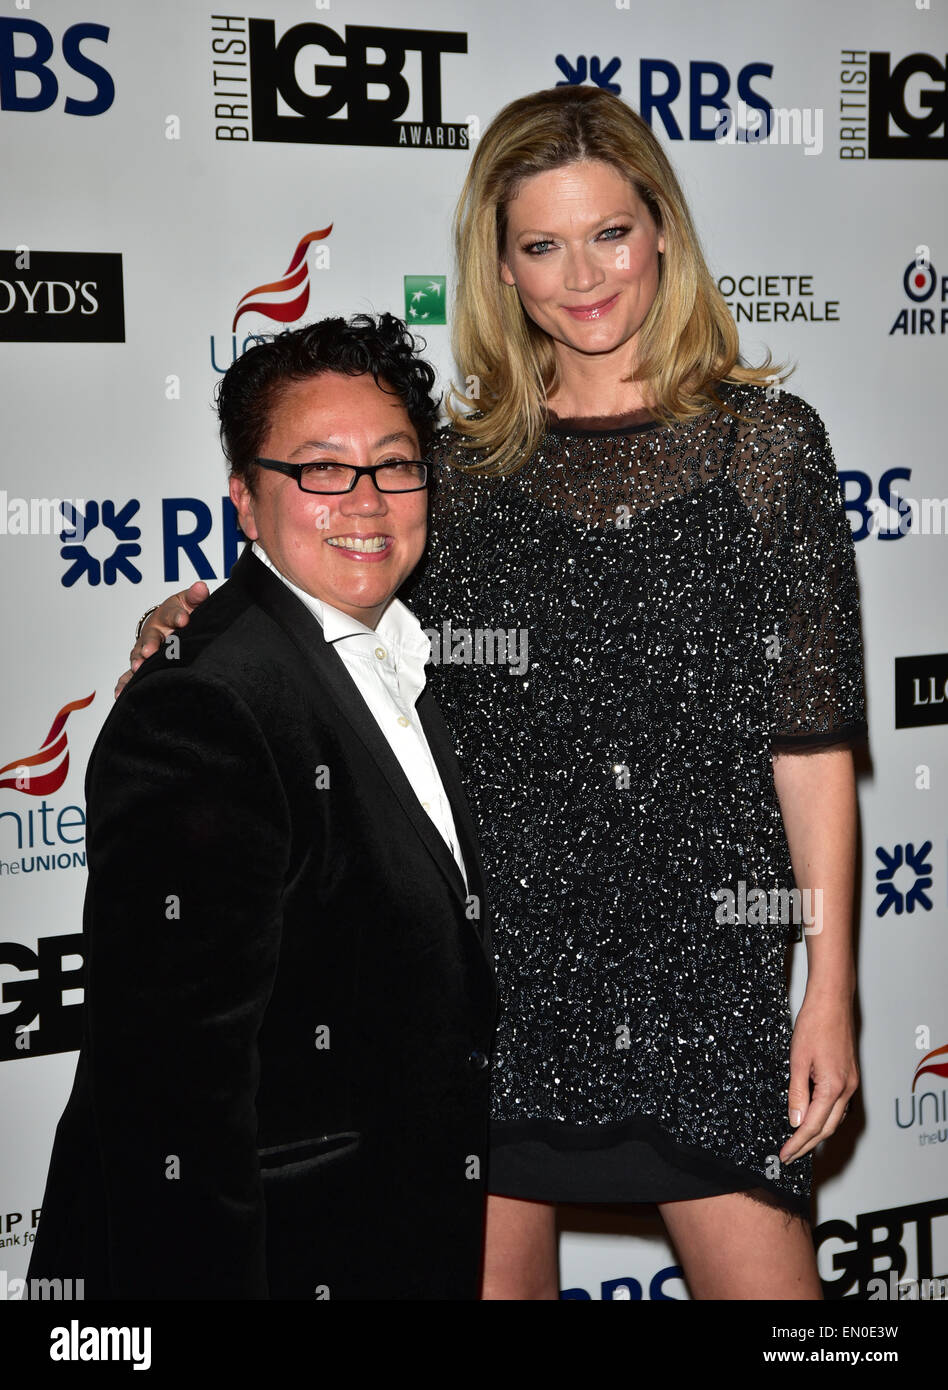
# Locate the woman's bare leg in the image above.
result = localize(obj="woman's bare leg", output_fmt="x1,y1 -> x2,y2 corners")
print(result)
480,1194 -> 559,1300
658,1190 -> 822,1300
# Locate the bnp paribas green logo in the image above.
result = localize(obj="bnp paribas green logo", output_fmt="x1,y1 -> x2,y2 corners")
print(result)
404,275 -> 446,325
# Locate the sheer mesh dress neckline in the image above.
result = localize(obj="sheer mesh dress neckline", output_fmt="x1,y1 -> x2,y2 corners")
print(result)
545,407 -> 667,436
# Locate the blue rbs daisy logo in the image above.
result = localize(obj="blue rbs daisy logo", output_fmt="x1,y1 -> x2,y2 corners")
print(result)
875,842 -> 933,916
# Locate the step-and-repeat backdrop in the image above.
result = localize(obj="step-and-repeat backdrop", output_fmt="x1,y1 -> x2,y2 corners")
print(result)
1,0 -> 945,1301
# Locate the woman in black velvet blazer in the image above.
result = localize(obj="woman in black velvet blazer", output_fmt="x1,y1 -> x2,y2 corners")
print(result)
28,318 -> 496,1300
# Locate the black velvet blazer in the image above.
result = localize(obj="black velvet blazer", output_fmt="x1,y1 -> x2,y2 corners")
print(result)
28,548 -> 496,1300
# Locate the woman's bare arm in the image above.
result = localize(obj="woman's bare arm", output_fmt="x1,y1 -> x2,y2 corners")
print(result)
772,746 -> 860,1165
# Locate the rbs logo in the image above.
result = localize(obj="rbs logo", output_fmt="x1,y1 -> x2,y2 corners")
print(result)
0,19 -> 113,115
840,468 -> 914,541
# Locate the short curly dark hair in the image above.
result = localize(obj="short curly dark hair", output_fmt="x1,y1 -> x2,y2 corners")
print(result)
215,312 -> 441,491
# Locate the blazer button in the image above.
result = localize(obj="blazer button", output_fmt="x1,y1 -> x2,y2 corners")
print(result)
467,1049 -> 489,1071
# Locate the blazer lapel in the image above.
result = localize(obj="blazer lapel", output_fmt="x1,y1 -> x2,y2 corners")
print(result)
416,688 -> 489,933
230,550 -> 478,916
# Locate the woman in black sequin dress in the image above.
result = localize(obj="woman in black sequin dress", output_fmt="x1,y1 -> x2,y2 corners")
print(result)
126,86 -> 866,1300
401,86 -> 866,1300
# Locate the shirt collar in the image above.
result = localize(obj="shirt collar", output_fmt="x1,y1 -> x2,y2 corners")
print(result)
250,540 -> 431,670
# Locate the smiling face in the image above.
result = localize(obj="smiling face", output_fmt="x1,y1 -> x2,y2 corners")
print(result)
499,158 -> 665,372
229,371 -> 428,629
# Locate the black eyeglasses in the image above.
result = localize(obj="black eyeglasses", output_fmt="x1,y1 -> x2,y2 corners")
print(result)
254,458 -> 430,494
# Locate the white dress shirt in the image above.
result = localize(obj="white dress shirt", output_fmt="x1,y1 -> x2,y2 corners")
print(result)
251,542 -> 468,891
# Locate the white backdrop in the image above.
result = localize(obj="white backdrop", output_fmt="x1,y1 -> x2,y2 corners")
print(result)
1,0 -> 946,1300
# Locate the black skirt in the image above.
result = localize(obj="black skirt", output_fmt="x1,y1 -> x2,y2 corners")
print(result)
487,1118 -> 812,1222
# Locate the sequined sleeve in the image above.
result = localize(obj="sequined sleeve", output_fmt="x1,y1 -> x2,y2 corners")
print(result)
764,397 -> 868,751
401,425 -> 478,624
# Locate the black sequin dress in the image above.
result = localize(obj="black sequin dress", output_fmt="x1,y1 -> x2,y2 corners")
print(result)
401,382 -> 867,1219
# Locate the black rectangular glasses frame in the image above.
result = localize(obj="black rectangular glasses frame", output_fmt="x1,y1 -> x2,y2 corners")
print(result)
253,458 -> 430,494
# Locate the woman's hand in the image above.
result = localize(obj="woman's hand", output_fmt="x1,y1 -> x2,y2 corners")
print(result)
114,581 -> 210,697
778,990 -> 859,1165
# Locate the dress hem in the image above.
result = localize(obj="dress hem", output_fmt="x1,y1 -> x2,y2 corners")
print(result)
487,1115 -> 811,1222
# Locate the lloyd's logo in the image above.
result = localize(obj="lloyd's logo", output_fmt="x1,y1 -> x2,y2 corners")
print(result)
894,653 -> 948,728
0,248 -> 124,343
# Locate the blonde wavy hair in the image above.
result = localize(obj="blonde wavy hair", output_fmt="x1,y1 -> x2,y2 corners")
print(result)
446,85 -> 791,475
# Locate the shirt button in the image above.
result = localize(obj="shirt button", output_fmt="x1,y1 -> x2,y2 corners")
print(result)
397,715 -> 410,727
467,1049 -> 489,1071
374,647 -> 386,660
422,800 -> 431,809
